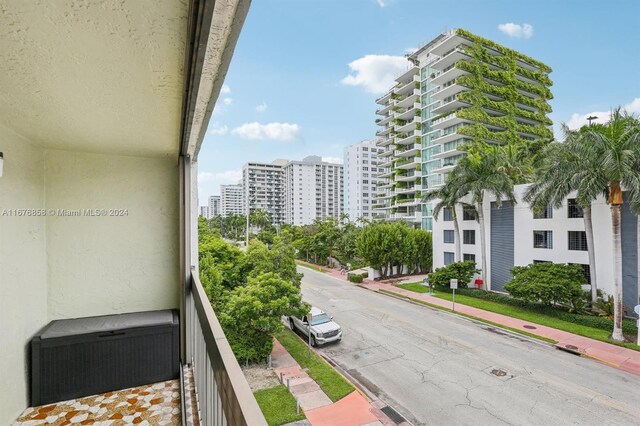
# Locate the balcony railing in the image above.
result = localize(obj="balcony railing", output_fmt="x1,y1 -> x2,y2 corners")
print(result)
186,270 -> 266,426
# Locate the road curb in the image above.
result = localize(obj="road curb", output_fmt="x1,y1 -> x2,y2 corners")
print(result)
374,287 -> 554,348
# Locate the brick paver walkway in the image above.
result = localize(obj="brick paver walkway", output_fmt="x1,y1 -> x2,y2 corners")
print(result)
271,339 -> 396,426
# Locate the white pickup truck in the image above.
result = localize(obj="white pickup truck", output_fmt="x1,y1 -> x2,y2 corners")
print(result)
288,306 -> 342,346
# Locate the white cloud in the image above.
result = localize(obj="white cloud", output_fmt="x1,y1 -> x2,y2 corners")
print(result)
404,47 -> 418,54
565,97 -> 640,130
221,84 -> 231,94
498,23 -> 534,39
322,156 -> 343,164
376,0 -> 390,7
222,97 -> 233,105
198,170 -> 242,183
232,122 -> 301,141
208,122 -> 228,135
256,102 -> 268,113
341,54 -> 410,94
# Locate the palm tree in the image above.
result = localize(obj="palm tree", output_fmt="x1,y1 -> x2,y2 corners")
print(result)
524,138 -> 601,304
444,148 -> 516,288
250,209 -> 271,233
569,109 -> 640,341
423,183 -> 462,262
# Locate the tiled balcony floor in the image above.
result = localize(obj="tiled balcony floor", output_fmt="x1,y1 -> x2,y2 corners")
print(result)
14,380 -> 180,425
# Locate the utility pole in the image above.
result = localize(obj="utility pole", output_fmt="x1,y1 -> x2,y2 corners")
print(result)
586,115 -> 598,126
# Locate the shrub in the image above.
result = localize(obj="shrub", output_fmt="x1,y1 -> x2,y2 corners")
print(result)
454,288 -> 638,336
504,263 -> 586,310
428,261 -> 478,289
347,272 -> 367,283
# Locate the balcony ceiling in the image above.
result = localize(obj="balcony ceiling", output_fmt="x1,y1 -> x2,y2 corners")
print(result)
0,1 -> 189,157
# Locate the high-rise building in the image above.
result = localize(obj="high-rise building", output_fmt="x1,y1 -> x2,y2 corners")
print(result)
220,184 -> 244,217
199,206 -> 210,219
375,28 -> 553,230
243,160 -> 287,225
343,140 -> 384,222
284,156 -> 343,226
208,195 -> 221,217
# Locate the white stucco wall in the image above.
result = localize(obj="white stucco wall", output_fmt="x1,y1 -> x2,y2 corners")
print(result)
45,150 -> 180,319
0,127 -> 48,424
432,185 -> 616,296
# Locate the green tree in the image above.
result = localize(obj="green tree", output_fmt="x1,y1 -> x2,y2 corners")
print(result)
444,148 -> 516,287
504,263 -> 586,311
250,209 -> 272,233
428,261 -> 478,289
565,109 -> 640,340
220,272 -> 308,362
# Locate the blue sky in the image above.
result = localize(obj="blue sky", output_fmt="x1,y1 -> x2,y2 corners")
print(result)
197,0 -> 640,202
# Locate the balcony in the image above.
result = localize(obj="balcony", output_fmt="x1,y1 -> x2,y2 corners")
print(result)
2,1 -> 265,425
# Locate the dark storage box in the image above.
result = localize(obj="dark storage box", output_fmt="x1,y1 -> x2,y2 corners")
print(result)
31,309 -> 179,406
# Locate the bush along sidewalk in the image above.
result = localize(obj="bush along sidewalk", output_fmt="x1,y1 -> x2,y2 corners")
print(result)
347,272 -> 368,283
396,283 -> 638,351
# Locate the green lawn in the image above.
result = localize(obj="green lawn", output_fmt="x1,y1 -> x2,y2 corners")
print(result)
276,328 -> 354,401
394,285 -> 639,351
295,261 -> 326,273
254,385 -> 306,426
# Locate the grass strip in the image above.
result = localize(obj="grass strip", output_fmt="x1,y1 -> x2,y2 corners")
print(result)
254,385 -> 306,426
395,285 -> 639,351
276,328 -> 354,402
380,289 -> 557,344
295,261 -> 326,273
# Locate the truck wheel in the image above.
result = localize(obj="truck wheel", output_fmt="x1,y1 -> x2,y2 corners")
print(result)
289,318 -> 295,331
311,336 -> 317,347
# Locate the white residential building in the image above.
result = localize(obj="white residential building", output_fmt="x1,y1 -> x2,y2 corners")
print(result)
242,160 -> 287,225
220,184 -> 244,217
375,28 -> 553,231
432,184 -> 639,316
344,140 -> 385,222
209,195 -> 221,217
200,206 -> 210,219
284,155 -> 344,226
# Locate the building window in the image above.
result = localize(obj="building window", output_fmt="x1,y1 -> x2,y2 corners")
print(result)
533,205 -> 553,219
443,230 -> 455,244
533,259 -> 551,264
463,253 -> 475,262
463,230 -> 476,245
463,206 -> 476,221
568,231 -> 588,251
568,199 -> 584,218
570,263 -> 591,284
533,231 -> 553,249
443,207 -> 453,221
444,252 -> 455,265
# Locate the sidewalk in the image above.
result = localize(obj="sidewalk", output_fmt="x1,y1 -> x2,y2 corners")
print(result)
271,339 -> 398,426
317,264 -> 640,377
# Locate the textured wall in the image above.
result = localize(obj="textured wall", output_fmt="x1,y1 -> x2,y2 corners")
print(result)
0,127 -> 48,424
45,150 -> 179,319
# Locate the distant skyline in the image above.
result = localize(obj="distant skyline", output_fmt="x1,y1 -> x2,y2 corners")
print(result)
197,0 -> 640,202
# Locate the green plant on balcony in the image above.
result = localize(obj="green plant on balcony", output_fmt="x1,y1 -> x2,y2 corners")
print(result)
375,118 -> 382,123
415,109 -> 421,117
391,93 -> 401,101
415,177 -> 421,184
415,164 -> 422,171
396,181 -> 407,189
394,119 -> 407,126
415,122 -> 422,130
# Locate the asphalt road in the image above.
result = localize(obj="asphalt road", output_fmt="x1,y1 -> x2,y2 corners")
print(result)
299,267 -> 640,426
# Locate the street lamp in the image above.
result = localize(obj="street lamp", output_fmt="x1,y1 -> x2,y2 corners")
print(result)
586,115 -> 598,126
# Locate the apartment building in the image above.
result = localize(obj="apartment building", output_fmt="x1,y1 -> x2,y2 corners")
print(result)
200,205 -> 211,219
432,185 -> 639,316
375,28 -> 553,230
209,195 -> 221,217
220,184 -> 244,217
344,140 -> 385,222
374,64 -> 423,226
243,160 -> 287,225
284,155 -> 344,226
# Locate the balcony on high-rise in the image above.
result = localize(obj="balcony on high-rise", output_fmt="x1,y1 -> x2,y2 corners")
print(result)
0,1 -> 266,425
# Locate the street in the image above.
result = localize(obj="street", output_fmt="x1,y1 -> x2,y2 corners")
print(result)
299,267 -> 640,425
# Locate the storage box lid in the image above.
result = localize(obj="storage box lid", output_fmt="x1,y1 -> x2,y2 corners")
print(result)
40,310 -> 176,339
